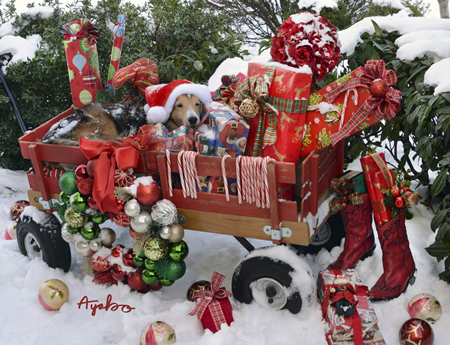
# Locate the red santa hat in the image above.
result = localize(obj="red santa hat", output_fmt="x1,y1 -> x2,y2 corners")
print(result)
144,79 -> 212,124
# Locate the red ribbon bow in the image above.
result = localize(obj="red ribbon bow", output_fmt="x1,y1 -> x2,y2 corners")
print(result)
189,272 -> 232,331
324,60 -> 401,145
61,19 -> 100,41
79,138 -> 141,214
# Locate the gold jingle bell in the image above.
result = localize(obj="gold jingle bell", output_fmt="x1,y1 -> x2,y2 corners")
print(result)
239,98 -> 259,119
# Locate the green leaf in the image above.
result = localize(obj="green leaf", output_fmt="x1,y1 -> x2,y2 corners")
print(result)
430,168 -> 449,197
425,241 -> 450,261
438,270 -> 450,284
371,20 -> 383,36
431,209 -> 449,232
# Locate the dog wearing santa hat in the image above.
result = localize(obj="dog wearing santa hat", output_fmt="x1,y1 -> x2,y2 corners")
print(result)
144,79 -> 212,132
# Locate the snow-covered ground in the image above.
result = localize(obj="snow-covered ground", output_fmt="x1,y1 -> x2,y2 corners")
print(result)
0,155 -> 449,344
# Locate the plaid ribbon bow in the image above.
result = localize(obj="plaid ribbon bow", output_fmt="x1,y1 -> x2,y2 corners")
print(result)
234,68 -> 278,156
329,174 -> 364,215
324,60 -> 401,145
189,272 -> 232,331
61,18 -> 100,41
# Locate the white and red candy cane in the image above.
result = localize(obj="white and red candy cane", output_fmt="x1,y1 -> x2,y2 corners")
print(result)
221,154 -> 232,201
165,149 -> 173,197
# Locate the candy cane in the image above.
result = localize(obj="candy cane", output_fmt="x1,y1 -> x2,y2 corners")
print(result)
221,154 -> 231,201
177,150 -> 187,198
262,156 -> 276,208
166,149 -> 173,197
236,156 -> 243,204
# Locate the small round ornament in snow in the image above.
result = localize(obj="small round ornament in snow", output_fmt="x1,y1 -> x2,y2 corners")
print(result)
38,279 -> 69,311
136,182 -> 161,205
10,200 -> 30,221
186,280 -> 210,302
399,318 -> 434,345
140,321 -> 176,345
407,293 -> 442,324
5,221 -> 17,240
90,252 -> 111,272
99,227 -> 116,247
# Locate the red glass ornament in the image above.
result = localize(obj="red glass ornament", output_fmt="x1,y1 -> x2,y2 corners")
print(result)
75,177 -> 94,196
111,247 -> 122,258
111,211 -> 131,227
86,158 -> 98,178
10,200 -> 30,221
186,280 -> 211,302
114,169 -> 135,188
110,264 -> 126,281
122,252 -> 135,267
395,196 -> 404,208
404,187 -> 410,192
127,270 -> 149,292
149,283 -> 163,291
90,253 -> 111,272
75,164 -> 89,180
399,318 -> 434,345
369,79 -> 389,98
136,183 -> 161,205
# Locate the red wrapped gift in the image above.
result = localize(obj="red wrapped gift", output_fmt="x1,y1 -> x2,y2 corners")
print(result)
234,61 -> 313,199
61,19 -> 103,108
301,60 -> 401,158
318,269 -> 386,345
189,272 -> 233,333
360,152 -> 395,227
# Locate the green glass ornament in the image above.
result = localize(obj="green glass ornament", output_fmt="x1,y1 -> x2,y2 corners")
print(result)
138,250 -> 146,258
168,240 -> 189,261
80,224 -> 99,240
141,269 -> 160,285
70,192 -> 88,213
59,171 -> 78,195
143,236 -> 168,261
133,256 -> 144,267
65,207 -> 88,228
67,224 -> 79,234
144,258 -> 156,271
159,278 -> 175,286
155,256 -> 186,281
90,213 -> 104,224
59,192 -> 71,205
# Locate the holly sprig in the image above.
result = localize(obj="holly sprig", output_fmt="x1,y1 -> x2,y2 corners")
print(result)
381,183 -> 410,218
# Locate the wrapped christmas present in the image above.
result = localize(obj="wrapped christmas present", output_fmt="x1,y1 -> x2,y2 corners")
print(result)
189,272 -> 234,333
301,60 -> 401,158
360,152 -> 419,227
196,101 -> 249,158
318,269 -> 387,345
212,72 -> 247,109
61,18 -> 102,108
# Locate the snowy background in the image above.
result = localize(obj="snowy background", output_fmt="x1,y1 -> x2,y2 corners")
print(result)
1,3 -> 450,345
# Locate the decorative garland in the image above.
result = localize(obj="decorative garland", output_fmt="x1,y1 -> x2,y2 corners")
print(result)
57,162 -> 188,293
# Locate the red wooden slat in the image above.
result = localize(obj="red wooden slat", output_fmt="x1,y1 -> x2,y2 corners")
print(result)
28,144 -> 52,213
27,172 -> 61,194
300,193 -> 311,221
169,189 -> 298,222
309,153 -> 319,216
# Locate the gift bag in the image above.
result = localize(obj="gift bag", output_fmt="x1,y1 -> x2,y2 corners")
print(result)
61,18 -> 102,108
189,272 -> 234,333
318,269 -> 387,345
301,60 -> 401,158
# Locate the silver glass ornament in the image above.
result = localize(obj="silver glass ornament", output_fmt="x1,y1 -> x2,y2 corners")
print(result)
74,241 -> 92,257
130,211 -> 152,233
159,226 -> 172,240
168,223 -> 185,243
61,222 -> 74,243
89,239 -> 102,252
100,227 -> 116,247
124,199 -> 141,217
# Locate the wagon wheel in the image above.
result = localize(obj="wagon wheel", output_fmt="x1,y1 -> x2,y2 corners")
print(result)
301,212 -> 345,255
232,246 -> 315,314
17,213 -> 71,272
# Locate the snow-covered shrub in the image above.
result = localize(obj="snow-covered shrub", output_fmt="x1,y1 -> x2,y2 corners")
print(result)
342,24 -> 450,283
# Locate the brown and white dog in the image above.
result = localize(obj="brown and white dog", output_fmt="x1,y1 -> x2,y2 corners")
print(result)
165,94 -> 202,132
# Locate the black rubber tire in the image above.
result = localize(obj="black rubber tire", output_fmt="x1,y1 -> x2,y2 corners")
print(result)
232,255 -> 302,314
301,212 -> 346,255
17,214 -> 71,272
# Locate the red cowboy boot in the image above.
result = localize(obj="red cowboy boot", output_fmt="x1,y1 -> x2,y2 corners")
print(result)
369,212 -> 416,301
328,193 -> 376,270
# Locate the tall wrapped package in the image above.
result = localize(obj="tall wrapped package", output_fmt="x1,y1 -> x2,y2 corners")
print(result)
61,18 -> 102,108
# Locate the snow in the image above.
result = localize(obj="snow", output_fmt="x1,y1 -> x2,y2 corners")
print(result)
1,157 -> 450,344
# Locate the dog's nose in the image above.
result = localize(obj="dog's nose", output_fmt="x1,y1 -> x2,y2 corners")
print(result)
188,116 -> 198,126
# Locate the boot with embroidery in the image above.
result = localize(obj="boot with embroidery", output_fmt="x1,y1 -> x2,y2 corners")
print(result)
328,193 -> 376,269
369,212 -> 416,301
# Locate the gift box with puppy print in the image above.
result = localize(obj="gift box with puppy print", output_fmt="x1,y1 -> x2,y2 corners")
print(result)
318,269 -> 386,345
